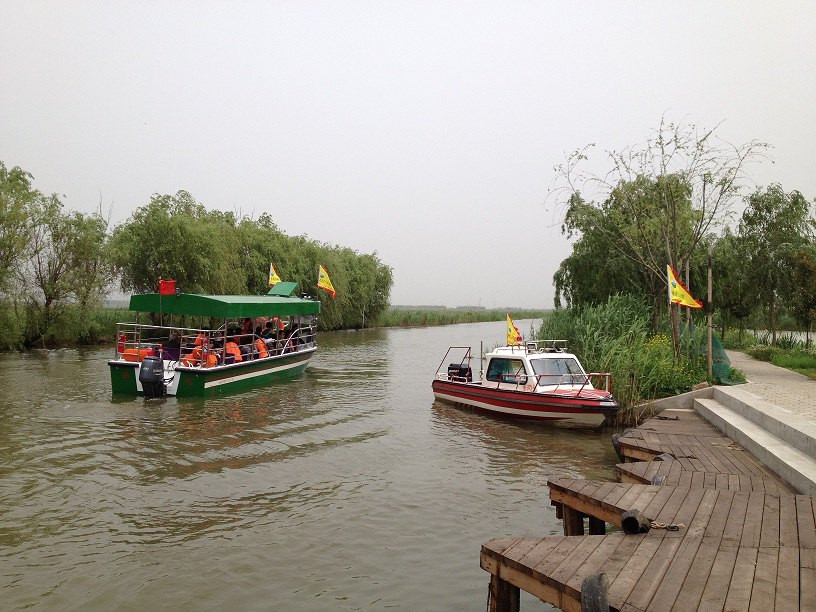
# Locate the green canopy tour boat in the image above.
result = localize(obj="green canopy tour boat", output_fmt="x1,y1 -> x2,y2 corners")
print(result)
108,281 -> 320,398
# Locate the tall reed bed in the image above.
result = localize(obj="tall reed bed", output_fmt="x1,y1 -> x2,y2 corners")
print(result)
373,308 -> 548,328
535,295 -> 707,426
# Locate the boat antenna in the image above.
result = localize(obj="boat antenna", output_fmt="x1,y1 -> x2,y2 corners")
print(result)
479,340 -> 484,380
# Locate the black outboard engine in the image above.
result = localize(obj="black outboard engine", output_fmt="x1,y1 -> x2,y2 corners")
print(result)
447,363 -> 473,382
139,356 -> 166,399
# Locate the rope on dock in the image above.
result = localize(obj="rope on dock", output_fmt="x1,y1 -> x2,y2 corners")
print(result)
649,521 -> 685,531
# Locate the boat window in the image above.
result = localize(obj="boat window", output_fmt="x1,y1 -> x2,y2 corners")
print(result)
486,358 -> 528,384
530,358 -> 585,384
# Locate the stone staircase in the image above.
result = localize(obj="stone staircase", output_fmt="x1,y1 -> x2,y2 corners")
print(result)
692,385 -> 816,495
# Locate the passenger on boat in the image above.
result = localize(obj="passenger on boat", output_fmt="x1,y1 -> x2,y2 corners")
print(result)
163,331 -> 181,361
253,335 -> 269,359
181,344 -> 218,367
262,320 -> 279,354
224,336 -> 243,364
192,328 -> 210,349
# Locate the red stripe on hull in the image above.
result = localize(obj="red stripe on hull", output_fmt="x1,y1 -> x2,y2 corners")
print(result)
431,380 -> 615,414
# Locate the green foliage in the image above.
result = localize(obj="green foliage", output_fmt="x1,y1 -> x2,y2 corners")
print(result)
771,352 -> 816,378
738,184 -> 813,341
746,344 -> 780,362
552,120 -> 768,338
536,295 -> 708,424
0,162 -> 37,290
108,191 -> 394,332
373,308 -> 548,328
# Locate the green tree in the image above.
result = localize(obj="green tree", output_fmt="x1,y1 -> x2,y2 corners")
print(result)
738,184 -> 813,343
108,191 -> 245,295
0,162 -> 37,290
553,118 -> 768,352
787,247 -> 816,346
20,197 -> 111,342
711,230 -> 753,342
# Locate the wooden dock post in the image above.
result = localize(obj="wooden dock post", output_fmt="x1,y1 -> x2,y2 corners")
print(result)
563,506 -> 584,535
488,574 -> 519,612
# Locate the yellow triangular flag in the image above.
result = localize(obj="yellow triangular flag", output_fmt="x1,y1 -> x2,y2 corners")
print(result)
268,263 -> 282,287
317,264 -> 336,298
506,314 -> 523,345
667,264 -> 703,309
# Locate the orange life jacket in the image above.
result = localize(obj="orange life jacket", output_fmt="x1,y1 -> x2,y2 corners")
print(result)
181,346 -> 203,366
254,338 -> 268,359
182,347 -> 218,367
194,332 -> 207,347
225,341 -> 242,363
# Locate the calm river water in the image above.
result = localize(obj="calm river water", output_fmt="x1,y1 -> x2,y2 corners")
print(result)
0,320 -> 618,611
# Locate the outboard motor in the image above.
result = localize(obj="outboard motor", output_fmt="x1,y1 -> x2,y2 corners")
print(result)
139,356 -> 166,399
447,363 -> 473,382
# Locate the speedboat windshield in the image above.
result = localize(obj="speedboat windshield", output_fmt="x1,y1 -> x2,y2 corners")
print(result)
530,357 -> 586,385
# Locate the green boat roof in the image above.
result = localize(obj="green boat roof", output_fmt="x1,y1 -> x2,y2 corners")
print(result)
128,293 -> 320,318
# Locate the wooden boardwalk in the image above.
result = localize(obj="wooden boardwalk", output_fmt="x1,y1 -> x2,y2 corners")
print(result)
481,407 -> 816,610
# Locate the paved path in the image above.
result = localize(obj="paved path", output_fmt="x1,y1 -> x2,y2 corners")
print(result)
726,350 -> 816,420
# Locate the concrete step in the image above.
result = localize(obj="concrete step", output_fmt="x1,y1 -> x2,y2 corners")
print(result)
711,386 -> 816,459
694,397 -> 816,495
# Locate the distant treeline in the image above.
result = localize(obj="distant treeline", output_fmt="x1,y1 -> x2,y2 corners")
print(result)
0,161 -> 392,348
373,308 -> 548,328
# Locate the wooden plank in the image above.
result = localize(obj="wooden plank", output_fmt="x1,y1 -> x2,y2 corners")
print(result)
484,556 -> 564,610
653,486 -> 702,526
624,486 -> 661,516
741,490 -> 765,548
797,495 -> 816,549
800,547 -> 816,612
723,546 -> 759,611
666,460 -> 683,485
511,538 -> 563,573
529,537 -> 585,581
779,493 -> 799,548
728,473 -> 741,490
562,534 -> 629,600
550,488 -> 619,527
748,547 -> 778,611
697,545 -> 739,609
667,492 -> 735,610
600,482 -> 633,511
624,535 -> 682,611
501,538 -> 545,570
589,481 -> 620,505
759,493 -> 780,548
641,485 -> 679,521
703,489 -> 735,541
774,545 -> 800,612
669,538 -> 722,611
548,535 -> 605,587
616,484 -> 655,511
606,532 -> 666,604
721,492 -> 750,547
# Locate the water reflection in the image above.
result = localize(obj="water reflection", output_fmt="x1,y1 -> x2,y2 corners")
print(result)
0,321 -> 611,610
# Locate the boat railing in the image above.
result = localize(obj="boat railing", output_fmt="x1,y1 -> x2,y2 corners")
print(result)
523,340 -> 569,353
115,322 -> 318,367
435,346 -> 474,382
533,372 -> 613,395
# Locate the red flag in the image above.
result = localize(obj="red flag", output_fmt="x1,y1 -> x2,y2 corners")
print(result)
159,279 -> 177,296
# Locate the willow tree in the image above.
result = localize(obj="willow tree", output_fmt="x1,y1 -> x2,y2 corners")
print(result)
552,118 -> 768,353
738,185 -> 813,344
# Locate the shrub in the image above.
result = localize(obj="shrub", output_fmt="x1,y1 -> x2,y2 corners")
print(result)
746,345 -> 779,362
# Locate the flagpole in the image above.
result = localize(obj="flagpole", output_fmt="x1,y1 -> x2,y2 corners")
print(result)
707,246 -> 713,379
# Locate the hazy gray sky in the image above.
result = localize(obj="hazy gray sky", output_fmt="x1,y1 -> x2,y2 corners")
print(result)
2,1 -> 815,307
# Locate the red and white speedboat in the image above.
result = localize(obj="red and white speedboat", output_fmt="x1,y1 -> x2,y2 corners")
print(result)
431,341 -> 619,427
